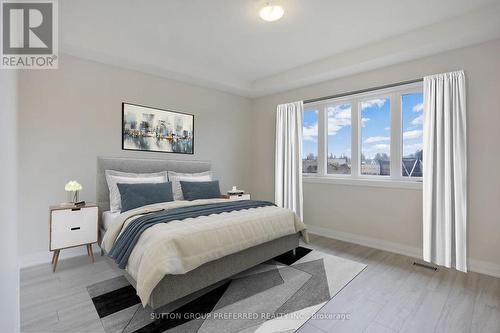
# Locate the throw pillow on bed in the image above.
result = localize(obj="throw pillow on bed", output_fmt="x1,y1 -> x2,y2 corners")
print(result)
105,170 -> 168,212
168,170 -> 212,200
180,180 -> 221,200
117,182 -> 174,212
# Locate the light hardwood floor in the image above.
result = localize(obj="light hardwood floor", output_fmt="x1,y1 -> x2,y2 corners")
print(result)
20,235 -> 500,333
298,235 -> 500,333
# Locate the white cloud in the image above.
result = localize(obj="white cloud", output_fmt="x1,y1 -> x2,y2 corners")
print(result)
361,99 -> 387,109
304,104 -> 355,140
411,114 -> 424,125
363,143 -> 390,159
303,122 -> 318,142
363,143 -> 390,158
363,143 -> 390,152
374,144 -> 390,150
327,105 -> 351,136
361,117 -> 370,127
385,127 -> 390,131
336,109 -> 351,119
413,103 -> 423,112
364,136 -> 390,143
403,129 -> 423,139
404,143 -> 423,153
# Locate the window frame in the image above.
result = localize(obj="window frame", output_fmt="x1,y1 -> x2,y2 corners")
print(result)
302,82 -> 423,189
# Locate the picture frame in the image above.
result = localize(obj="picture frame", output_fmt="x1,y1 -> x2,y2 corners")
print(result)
122,102 -> 194,154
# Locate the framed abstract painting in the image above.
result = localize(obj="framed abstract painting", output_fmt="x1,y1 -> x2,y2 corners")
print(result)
122,102 -> 194,154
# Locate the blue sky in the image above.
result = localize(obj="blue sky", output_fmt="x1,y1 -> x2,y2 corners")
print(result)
402,92 -> 424,158
328,103 -> 351,159
303,109 -> 319,158
302,92 -> 423,159
360,98 -> 391,159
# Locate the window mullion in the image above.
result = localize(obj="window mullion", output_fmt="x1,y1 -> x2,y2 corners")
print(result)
351,100 -> 360,178
390,93 -> 402,180
317,105 -> 327,176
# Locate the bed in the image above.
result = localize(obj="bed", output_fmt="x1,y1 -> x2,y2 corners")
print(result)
96,157 -> 304,309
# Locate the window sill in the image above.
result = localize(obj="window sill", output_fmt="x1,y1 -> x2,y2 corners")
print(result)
302,175 -> 423,190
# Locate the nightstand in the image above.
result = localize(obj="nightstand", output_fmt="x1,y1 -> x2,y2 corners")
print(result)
49,203 -> 98,272
222,193 -> 251,201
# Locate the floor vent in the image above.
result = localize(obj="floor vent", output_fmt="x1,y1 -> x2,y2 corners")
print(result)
413,262 -> 438,271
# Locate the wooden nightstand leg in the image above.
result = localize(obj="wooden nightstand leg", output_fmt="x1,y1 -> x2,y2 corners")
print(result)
51,251 -> 57,265
88,244 -> 95,263
52,250 -> 60,272
86,244 -> 91,256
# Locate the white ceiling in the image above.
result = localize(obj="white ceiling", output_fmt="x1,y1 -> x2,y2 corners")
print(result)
60,0 -> 500,97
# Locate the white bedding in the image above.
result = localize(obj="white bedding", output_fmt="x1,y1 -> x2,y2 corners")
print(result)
101,199 -> 307,306
101,211 -> 120,230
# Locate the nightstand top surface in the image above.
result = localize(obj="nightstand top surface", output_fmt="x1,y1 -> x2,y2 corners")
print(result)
50,203 -> 97,211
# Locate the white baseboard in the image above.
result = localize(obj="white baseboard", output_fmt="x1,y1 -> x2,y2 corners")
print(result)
307,225 -> 500,279
20,246 -> 102,269
468,259 -> 500,279
307,225 -> 422,259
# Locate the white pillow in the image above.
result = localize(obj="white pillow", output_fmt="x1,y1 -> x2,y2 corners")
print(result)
105,170 -> 168,212
168,170 -> 212,200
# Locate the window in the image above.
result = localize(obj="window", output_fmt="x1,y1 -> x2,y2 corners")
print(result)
402,92 -> 424,178
302,82 -> 423,186
302,108 -> 319,173
360,97 -> 391,176
327,103 -> 351,174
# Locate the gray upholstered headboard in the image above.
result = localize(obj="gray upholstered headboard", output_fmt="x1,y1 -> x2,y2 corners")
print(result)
96,156 -> 211,212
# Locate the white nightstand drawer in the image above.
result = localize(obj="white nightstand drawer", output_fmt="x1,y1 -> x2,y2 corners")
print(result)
228,193 -> 251,201
50,207 -> 98,250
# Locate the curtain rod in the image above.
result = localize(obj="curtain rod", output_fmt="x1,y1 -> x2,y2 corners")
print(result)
303,78 -> 423,104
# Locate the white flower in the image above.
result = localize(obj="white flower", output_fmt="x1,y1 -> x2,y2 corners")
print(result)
65,181 -> 82,192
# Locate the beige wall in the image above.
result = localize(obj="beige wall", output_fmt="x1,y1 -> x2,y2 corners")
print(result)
18,54 -> 253,262
250,39 -> 500,268
0,71 -> 20,331
17,40 -> 500,271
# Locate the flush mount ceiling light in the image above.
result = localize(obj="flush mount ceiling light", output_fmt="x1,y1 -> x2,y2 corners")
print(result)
259,3 -> 284,22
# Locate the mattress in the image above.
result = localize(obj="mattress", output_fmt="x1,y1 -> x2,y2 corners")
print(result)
102,211 -> 120,230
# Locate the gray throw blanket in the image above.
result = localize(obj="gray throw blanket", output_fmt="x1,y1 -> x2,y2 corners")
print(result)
109,200 -> 275,269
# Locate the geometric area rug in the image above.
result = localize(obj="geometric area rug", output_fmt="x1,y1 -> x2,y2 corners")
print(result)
87,247 -> 366,333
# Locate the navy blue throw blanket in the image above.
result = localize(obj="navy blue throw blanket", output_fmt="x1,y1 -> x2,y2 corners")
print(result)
108,200 -> 275,269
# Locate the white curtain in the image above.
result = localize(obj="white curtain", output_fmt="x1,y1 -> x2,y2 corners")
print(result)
275,101 -> 304,221
423,70 -> 467,272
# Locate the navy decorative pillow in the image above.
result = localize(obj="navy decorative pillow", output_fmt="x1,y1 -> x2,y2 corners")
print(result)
180,180 -> 221,201
117,182 -> 173,212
